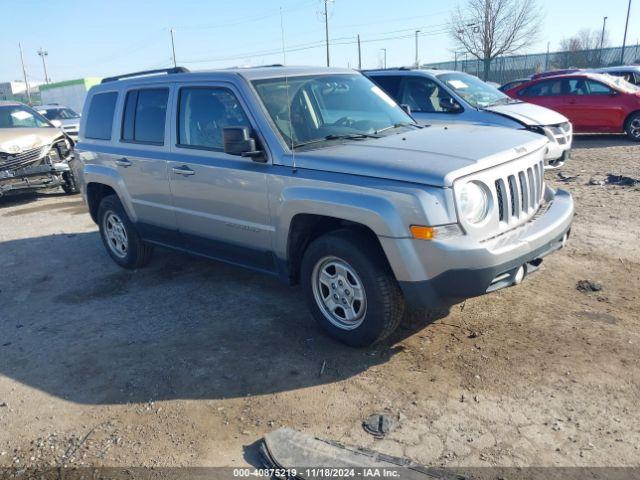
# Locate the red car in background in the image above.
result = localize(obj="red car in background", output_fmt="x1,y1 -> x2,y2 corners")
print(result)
505,72 -> 640,141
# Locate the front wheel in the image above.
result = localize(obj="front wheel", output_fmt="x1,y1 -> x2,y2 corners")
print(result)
625,112 -> 640,141
301,230 -> 405,347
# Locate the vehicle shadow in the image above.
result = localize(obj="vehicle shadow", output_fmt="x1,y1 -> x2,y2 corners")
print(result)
572,134 -> 632,150
0,190 -> 72,209
0,231 -> 448,405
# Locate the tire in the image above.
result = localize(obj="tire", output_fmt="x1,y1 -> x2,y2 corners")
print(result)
97,194 -> 153,269
625,112 -> 640,141
300,229 -> 405,347
61,171 -> 79,195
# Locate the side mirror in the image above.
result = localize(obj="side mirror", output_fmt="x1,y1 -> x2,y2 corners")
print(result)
223,127 -> 265,162
400,104 -> 412,115
609,90 -> 619,97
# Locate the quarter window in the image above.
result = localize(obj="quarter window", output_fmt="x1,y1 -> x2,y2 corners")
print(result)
121,88 -> 169,145
177,87 -> 250,150
85,92 -> 118,140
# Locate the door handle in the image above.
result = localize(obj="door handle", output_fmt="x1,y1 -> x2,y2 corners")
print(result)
172,165 -> 195,176
115,157 -> 132,167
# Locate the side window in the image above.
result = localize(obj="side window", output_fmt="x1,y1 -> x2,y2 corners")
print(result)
369,76 -> 403,99
178,87 -> 250,151
520,80 -> 562,97
565,78 -> 589,96
400,78 -> 457,113
121,88 -> 169,145
85,92 -> 118,140
587,80 -> 613,95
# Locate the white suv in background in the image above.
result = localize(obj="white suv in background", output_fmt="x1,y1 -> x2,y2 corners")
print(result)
36,104 -> 81,138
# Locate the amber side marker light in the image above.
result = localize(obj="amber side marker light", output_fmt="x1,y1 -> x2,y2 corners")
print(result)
410,225 -> 435,240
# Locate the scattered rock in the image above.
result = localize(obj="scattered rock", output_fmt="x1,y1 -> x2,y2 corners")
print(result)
0,402 -> 7,407
576,280 -> 602,292
362,413 -> 398,438
588,177 -> 605,186
467,331 -> 479,339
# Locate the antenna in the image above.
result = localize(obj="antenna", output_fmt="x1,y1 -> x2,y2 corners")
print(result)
280,7 -> 296,173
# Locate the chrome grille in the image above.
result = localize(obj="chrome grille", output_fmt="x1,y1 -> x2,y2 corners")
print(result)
0,146 -> 48,171
494,160 -> 545,224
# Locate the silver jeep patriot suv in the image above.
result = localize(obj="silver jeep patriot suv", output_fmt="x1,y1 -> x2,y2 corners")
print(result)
74,66 -> 574,347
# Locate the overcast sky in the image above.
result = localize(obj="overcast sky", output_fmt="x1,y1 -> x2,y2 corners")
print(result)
1,0 -> 638,84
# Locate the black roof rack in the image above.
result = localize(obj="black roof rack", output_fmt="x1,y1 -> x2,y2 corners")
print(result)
101,67 -> 190,84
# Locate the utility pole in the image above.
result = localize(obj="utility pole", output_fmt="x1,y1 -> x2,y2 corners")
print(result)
621,0 -> 632,64
357,34 -> 362,70
170,28 -> 177,67
323,0 -> 330,67
381,48 -> 387,68
37,48 -> 49,83
18,43 -> 31,105
599,16 -> 608,65
414,30 -> 420,68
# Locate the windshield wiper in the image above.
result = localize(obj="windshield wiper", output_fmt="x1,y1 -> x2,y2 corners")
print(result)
292,133 -> 380,149
374,122 -> 421,135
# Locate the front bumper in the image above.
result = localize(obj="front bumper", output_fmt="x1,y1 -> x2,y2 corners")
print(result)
387,188 -> 574,309
0,162 -> 71,196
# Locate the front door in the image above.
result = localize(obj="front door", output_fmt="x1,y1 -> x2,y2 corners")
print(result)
167,84 -> 274,272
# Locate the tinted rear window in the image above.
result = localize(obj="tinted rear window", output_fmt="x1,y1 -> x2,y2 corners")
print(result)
369,75 -> 403,99
85,92 -> 118,140
121,88 -> 169,144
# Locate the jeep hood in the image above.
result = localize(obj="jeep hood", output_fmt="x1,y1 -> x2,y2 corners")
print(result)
0,127 -> 63,153
483,101 -> 568,126
289,124 -> 548,187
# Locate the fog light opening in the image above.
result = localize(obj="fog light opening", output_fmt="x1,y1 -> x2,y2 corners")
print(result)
513,266 -> 526,285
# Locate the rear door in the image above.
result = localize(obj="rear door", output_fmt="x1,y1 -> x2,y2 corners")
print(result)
517,78 -> 575,125
167,83 -> 274,272
115,85 -> 176,237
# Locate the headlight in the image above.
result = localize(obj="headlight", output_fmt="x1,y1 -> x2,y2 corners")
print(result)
459,181 -> 489,224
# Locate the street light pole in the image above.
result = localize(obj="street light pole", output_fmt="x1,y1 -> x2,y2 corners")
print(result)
18,43 -> 32,104
324,0 -> 330,67
414,30 -> 420,67
381,48 -> 387,68
621,0 -> 632,64
37,48 -> 49,83
170,28 -> 177,68
599,16 -> 608,65
357,34 -> 362,70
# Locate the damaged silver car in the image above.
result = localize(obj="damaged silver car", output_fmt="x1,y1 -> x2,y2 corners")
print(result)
0,101 -> 78,197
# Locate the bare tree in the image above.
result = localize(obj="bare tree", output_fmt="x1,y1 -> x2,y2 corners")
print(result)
557,28 -> 610,68
451,0 -> 543,80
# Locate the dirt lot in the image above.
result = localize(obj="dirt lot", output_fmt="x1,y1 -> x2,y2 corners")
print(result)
0,135 -> 639,470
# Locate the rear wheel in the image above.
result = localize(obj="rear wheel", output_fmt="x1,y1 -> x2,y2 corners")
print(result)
97,194 -> 153,269
625,112 -> 640,141
301,230 -> 404,347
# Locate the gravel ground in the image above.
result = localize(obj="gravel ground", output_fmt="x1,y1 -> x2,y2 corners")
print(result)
0,135 -> 638,470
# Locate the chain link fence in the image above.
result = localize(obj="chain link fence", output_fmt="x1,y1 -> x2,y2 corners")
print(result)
423,45 -> 640,84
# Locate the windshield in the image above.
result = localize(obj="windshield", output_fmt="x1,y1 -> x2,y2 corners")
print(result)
252,74 -> 415,149
0,105 -> 52,129
438,72 -> 512,108
38,107 -> 80,120
600,74 -> 640,94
